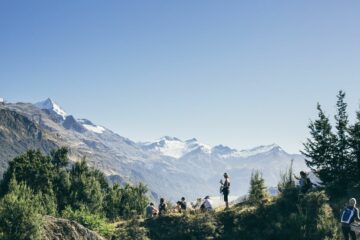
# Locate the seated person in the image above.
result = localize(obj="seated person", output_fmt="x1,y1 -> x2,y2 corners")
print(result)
200,196 -> 213,211
180,197 -> 187,211
146,202 -> 158,218
158,198 -> 167,216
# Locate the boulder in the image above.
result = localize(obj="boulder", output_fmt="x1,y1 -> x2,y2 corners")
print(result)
43,216 -> 106,240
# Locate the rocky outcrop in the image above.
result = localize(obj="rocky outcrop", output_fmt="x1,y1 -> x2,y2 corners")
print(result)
43,216 -> 106,240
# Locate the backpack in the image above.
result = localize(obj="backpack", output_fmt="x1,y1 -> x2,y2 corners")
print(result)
301,178 -> 312,193
341,207 -> 355,224
220,185 -> 224,194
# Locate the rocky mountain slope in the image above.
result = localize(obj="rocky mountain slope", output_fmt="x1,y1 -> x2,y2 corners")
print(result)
0,99 -> 307,201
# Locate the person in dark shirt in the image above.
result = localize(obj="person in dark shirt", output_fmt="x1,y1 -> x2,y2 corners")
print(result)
341,198 -> 360,240
158,197 -> 167,216
220,172 -> 230,209
180,197 -> 187,211
294,171 -> 313,194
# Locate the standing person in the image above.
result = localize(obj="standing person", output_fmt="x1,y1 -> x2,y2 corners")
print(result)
341,198 -> 360,240
146,202 -> 158,218
220,172 -> 230,209
180,197 -> 187,211
158,197 -> 167,216
294,171 -> 312,194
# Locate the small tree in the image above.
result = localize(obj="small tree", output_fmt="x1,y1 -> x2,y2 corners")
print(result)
299,191 -> 340,240
248,170 -> 269,206
0,149 -> 54,197
0,179 -> 44,240
278,160 -> 296,193
69,159 -> 108,213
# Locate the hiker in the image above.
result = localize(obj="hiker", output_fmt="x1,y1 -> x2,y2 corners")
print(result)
158,197 -> 167,216
294,171 -> 312,194
220,172 -> 230,209
146,202 -> 158,218
341,198 -> 360,240
200,196 -> 213,212
175,201 -> 182,213
180,197 -> 187,211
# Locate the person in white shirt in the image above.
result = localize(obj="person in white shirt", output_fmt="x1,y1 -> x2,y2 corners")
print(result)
200,196 -> 213,211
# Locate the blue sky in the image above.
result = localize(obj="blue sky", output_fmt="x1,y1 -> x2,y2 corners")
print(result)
1,1 -> 360,153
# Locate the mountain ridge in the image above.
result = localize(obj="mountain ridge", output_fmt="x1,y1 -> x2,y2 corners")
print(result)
0,99 -> 307,200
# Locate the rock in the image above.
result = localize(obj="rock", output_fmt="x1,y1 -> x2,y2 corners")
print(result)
43,216 -> 106,240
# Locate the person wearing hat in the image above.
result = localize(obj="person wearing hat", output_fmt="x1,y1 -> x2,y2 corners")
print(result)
200,195 -> 213,211
220,172 -> 230,209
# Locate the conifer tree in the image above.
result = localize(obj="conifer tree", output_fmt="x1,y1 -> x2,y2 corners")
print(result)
302,103 -> 337,185
248,171 -> 268,206
0,149 -> 54,196
69,159 -> 105,213
333,90 -> 352,187
348,110 -> 360,183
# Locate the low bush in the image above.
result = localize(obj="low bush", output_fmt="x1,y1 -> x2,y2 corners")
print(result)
61,206 -> 115,239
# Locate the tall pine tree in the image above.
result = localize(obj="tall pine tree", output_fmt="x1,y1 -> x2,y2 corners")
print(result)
333,91 -> 352,190
302,103 -> 337,185
348,109 -> 360,183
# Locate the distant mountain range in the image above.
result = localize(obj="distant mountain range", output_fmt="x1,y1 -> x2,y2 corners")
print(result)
0,98 -> 307,201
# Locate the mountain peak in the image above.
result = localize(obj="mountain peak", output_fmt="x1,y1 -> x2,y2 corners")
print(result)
212,145 -> 237,155
185,138 -> 198,143
159,136 -> 181,142
35,98 -> 67,119
238,143 -> 283,157
249,144 -> 281,152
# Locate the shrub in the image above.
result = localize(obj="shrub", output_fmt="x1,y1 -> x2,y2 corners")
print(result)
115,218 -> 150,240
61,205 -> 115,239
104,183 -> 149,220
145,212 -> 220,240
0,179 -> 44,240
248,171 -> 269,206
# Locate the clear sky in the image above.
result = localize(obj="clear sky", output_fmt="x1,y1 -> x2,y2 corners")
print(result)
1,1 -> 360,153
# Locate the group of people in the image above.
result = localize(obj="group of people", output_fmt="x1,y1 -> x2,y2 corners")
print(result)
146,196 -> 188,218
146,172 -> 231,218
146,170 -> 360,240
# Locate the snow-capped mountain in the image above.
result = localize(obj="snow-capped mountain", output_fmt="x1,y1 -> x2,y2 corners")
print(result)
140,136 -> 211,158
142,137 -> 285,159
141,137 -> 307,198
77,118 -> 106,134
35,98 -> 107,135
0,98 -> 308,201
35,98 -> 67,120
